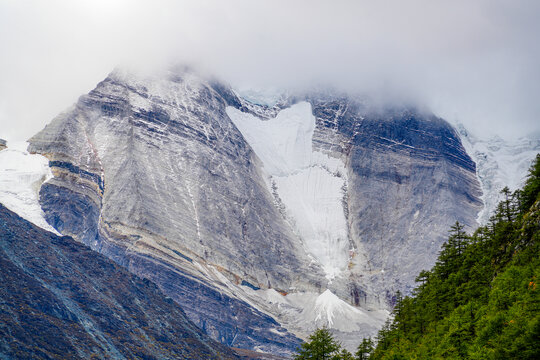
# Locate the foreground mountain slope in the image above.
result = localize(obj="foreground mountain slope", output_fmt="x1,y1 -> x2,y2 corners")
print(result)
0,203 -> 239,360
27,67 -> 482,352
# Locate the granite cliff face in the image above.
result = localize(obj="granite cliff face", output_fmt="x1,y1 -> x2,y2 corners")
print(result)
306,94 -> 483,298
28,68 -> 483,352
0,203 -> 239,359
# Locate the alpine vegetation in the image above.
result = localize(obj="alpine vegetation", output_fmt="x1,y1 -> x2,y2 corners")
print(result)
367,155 -> 540,359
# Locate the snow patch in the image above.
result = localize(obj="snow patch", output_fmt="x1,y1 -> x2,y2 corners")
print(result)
280,290 -> 388,334
273,167 -> 348,277
226,102 -> 350,279
314,290 -> 366,328
0,142 -> 60,235
227,102 -> 315,176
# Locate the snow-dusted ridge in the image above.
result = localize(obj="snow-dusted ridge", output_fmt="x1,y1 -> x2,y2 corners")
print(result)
0,141 -> 60,235
457,125 -> 540,224
226,102 -> 350,279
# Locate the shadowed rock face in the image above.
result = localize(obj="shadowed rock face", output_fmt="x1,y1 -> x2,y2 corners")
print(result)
306,95 -> 482,300
0,203 -> 239,360
27,67 -> 482,353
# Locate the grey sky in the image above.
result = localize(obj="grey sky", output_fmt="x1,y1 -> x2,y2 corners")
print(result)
1,0 -> 539,141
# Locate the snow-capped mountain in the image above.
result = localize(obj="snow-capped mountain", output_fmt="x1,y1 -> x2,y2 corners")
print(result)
456,124 -> 540,224
6,66 -> 530,354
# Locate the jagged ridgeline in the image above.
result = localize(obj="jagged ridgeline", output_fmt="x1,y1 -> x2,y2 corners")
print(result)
369,154 -> 540,359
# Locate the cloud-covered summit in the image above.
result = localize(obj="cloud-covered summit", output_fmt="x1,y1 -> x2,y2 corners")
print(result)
1,0 -> 539,140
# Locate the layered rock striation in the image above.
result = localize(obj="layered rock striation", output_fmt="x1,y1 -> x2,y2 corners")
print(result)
306,94 -> 483,299
29,68 -> 306,355
28,67 -> 483,352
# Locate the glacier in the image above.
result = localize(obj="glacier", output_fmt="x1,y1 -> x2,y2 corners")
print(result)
226,102 -> 350,279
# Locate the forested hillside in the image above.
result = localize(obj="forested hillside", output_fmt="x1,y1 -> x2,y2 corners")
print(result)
370,154 -> 540,359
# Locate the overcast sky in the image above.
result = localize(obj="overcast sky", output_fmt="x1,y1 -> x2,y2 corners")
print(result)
1,0 -> 539,141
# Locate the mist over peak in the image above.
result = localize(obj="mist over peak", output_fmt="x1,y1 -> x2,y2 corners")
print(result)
1,0 -> 539,141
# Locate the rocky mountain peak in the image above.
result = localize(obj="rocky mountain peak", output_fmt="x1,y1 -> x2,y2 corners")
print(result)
24,66 -> 485,353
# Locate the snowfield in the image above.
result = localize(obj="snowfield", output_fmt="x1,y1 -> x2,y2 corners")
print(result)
0,141 -> 60,234
225,101 -> 390,350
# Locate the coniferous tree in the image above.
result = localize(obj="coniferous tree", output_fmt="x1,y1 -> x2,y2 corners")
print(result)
336,348 -> 354,360
414,270 -> 430,287
519,153 -> 540,212
355,338 -> 374,360
435,222 -> 468,279
294,328 -> 341,360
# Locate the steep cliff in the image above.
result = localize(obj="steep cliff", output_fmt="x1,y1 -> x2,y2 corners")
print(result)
27,67 -> 483,352
28,68 -> 305,355
307,94 -> 483,299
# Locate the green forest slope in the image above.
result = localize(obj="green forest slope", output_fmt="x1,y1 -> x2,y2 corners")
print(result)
370,154 -> 540,359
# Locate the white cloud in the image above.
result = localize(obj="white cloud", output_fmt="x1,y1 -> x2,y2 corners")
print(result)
1,0 -> 539,141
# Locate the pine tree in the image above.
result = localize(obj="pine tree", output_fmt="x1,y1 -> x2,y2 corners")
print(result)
434,222 -> 468,279
336,348 -> 354,360
519,153 -> 540,212
355,338 -> 374,360
414,270 -> 430,287
294,328 -> 341,360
